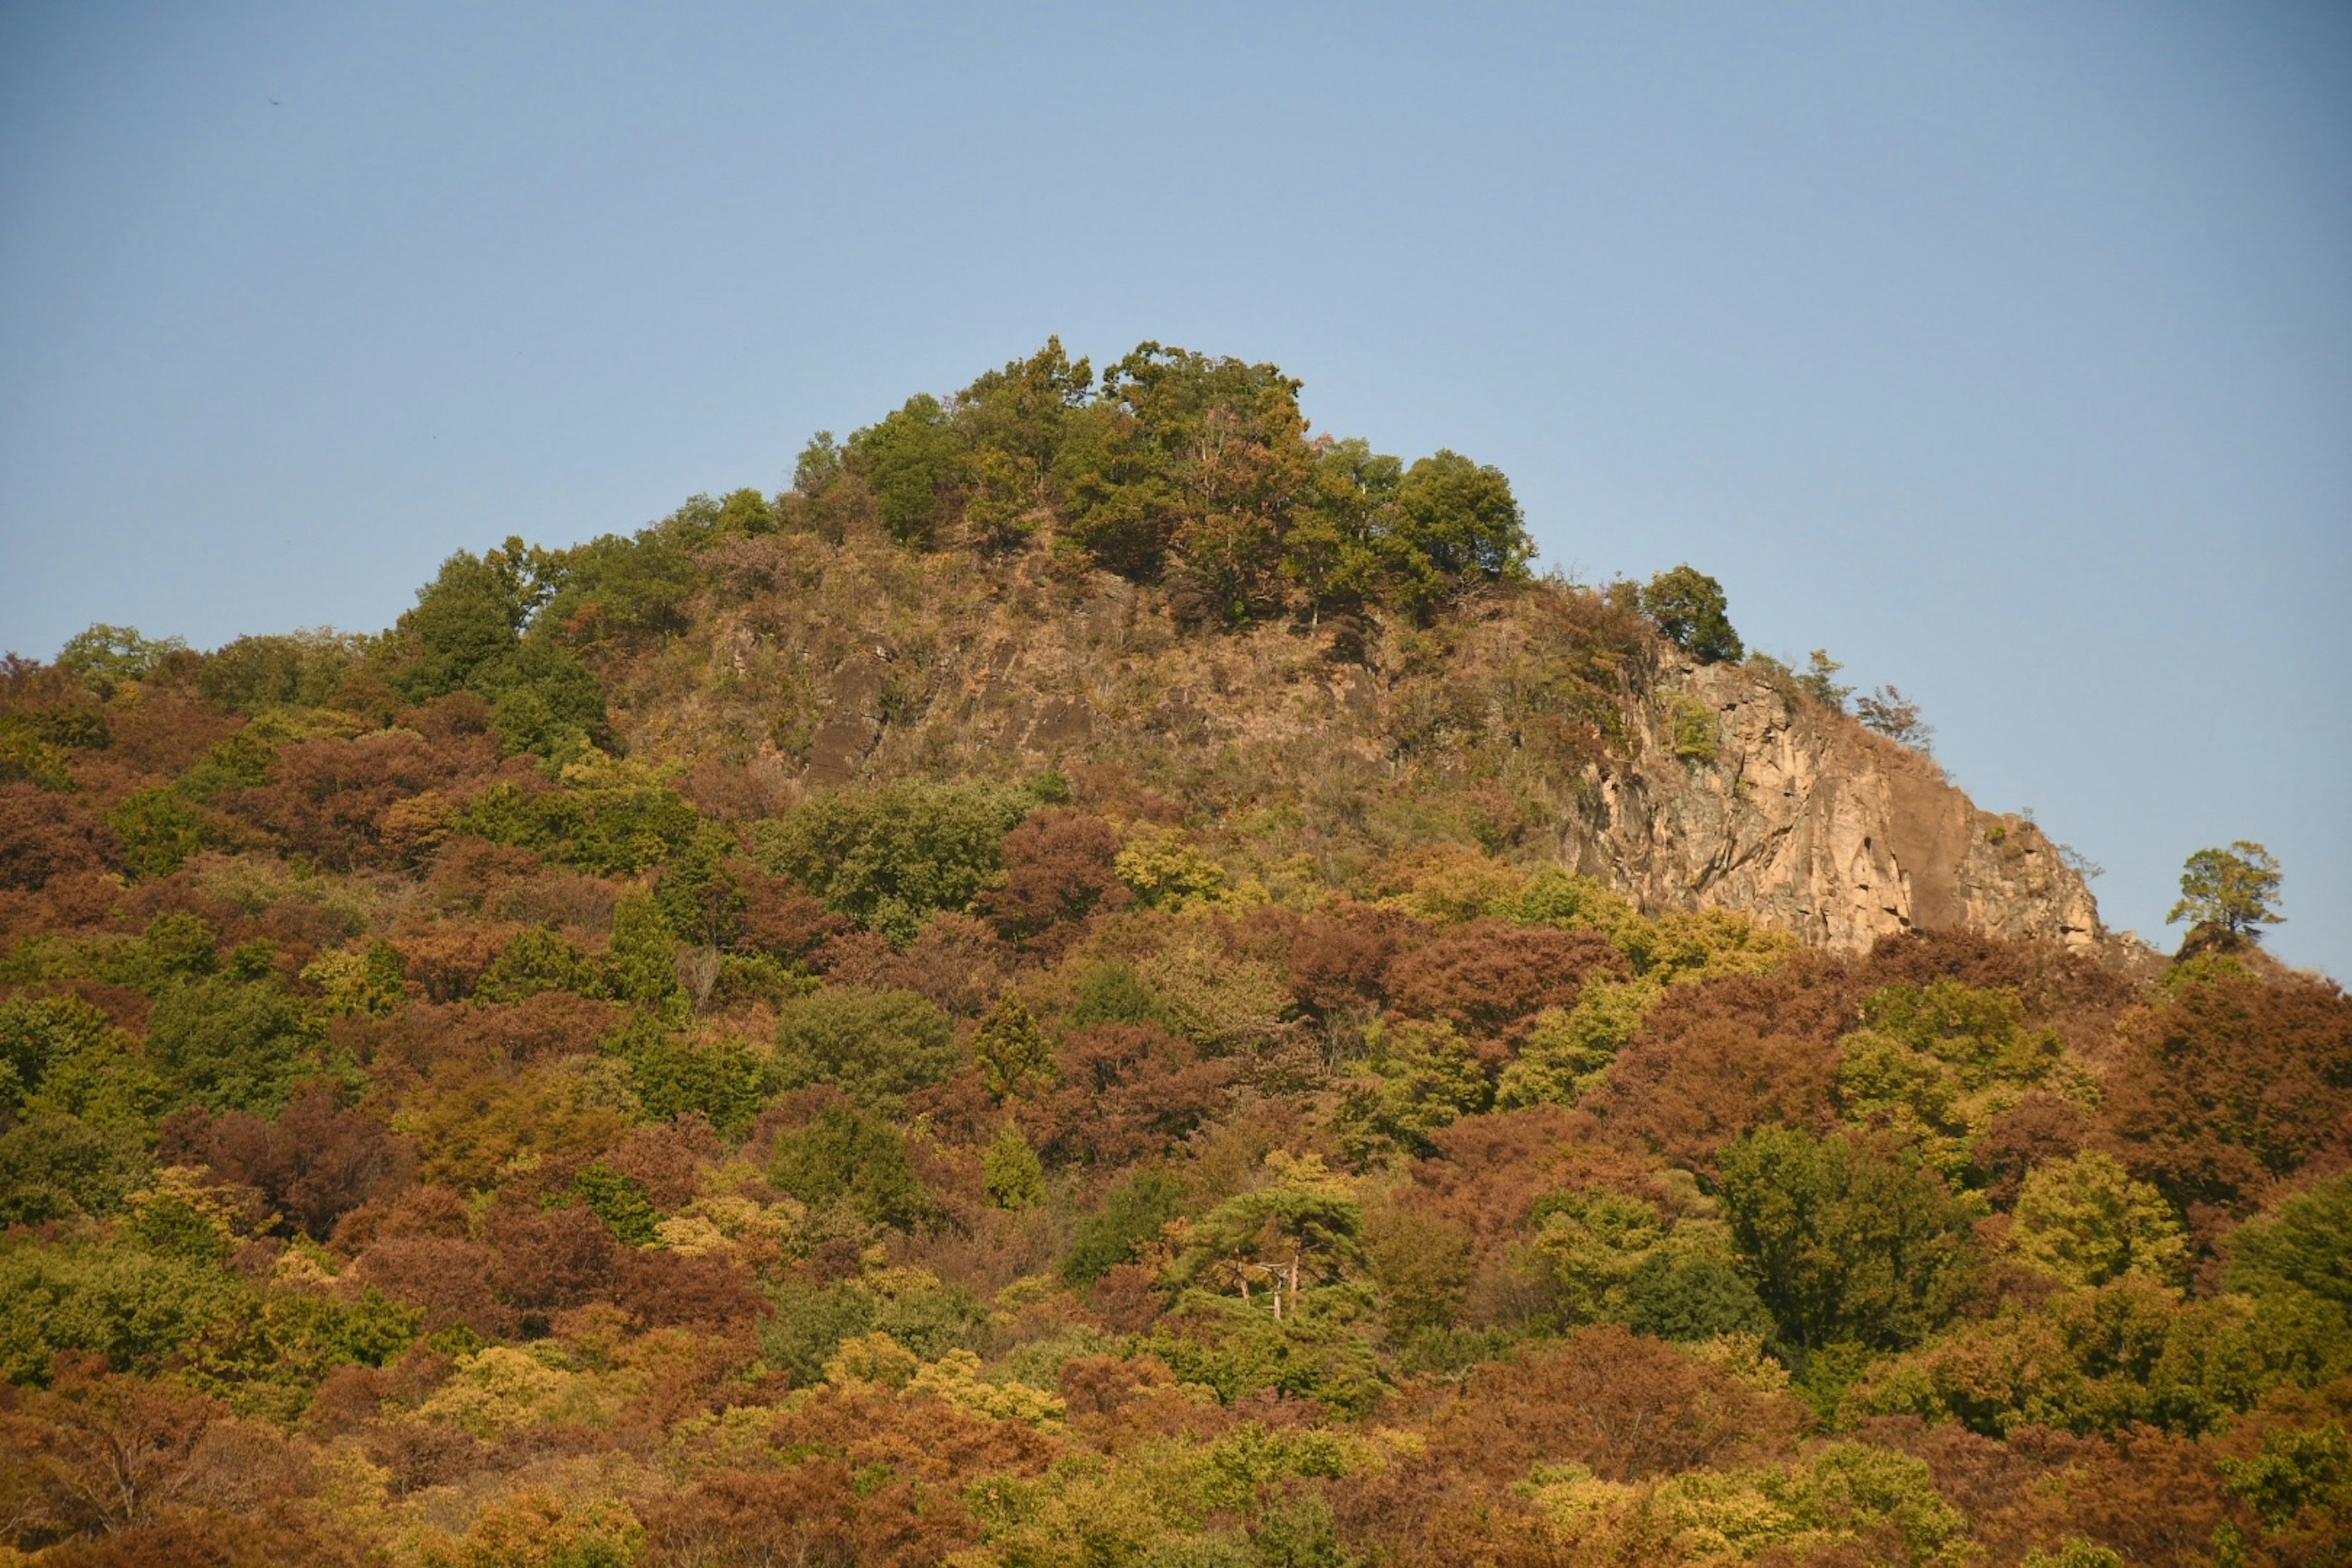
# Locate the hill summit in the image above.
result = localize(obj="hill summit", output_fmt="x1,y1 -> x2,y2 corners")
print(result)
167,336 -> 2100,958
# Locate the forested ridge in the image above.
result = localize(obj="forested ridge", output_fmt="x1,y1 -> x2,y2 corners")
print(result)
1,341 -> 2347,1567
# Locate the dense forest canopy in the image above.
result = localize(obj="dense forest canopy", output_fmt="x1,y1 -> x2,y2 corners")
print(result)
1,341 -> 2346,1567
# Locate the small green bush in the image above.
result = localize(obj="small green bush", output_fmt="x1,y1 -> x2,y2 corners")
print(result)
772,986 -> 958,1113
755,780 -> 1028,943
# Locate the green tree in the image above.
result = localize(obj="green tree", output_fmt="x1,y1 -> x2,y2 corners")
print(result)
1173,1155 -> 1365,1318
143,971 -> 319,1114
983,1122 -> 1047,1209
653,823 -> 748,948
0,995 -> 115,1114
1622,1250 -> 1774,1343
2218,1423 -> 2352,1539
1057,342 -> 1306,585
0,1243 -> 247,1382
2168,841 -> 2285,940
0,1113 -> 151,1224
55,623 -> 189,693
791,431 -> 845,498
603,892 -> 683,1014
475,927 -> 602,1005
1384,449 -> 1532,619
1334,1019 -> 1491,1161
1717,1126 -> 1983,1352
850,392 -> 966,547
973,992 -> 1055,1100
1639,565 -> 1743,663
600,1012 -> 775,1136
469,631 -> 608,762
537,518 -> 703,644
755,780 -> 1027,943
1064,1168 -> 1186,1285
772,987 -> 959,1113
769,1106 -> 933,1230
385,540 -> 549,703
2011,1150 -> 2190,1288
198,630 -> 359,713
570,1163 -> 660,1244
105,788 -> 208,880
1281,436 -> 1399,619
1797,649 -> 1852,711
956,338 -> 1094,552
2226,1170 -> 2352,1376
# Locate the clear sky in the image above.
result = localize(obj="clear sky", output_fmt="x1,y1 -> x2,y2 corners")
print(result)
2,2 -> 2346,975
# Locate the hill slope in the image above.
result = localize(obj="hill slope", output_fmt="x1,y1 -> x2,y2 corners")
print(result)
595,529 -> 2104,956
0,345 -> 2343,1567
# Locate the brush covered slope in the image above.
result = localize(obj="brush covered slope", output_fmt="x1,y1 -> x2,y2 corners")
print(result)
1,341 -> 2346,1567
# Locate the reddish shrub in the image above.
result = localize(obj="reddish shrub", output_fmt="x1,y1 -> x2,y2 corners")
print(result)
2046,1423 -> 2230,1567
1590,1016 -> 1838,1174
1019,1022 -> 1232,1166
385,920 -> 514,1004
2102,970 -> 2352,1213
331,1183 -> 472,1253
1064,763 -> 1183,825
604,1115 -> 722,1210
767,1379 -> 1061,1487
1287,902 -> 1428,1017
1057,1352 -> 1178,1419
821,912 -> 1013,1016
0,784 -> 118,891
347,1235 -> 510,1337
0,1367 -> 227,1544
1406,1107 -> 1652,1257
235,729 -> 496,870
398,692 -> 496,745
1385,919 -> 1626,1039
32,872 -> 127,932
1856,928 -> 2139,1031
344,993 -> 620,1085
160,1088 -> 416,1239
981,809 -> 1130,943
615,1249 -> 761,1330
1426,1324 -> 1804,1482
1642,956 -> 1864,1052
641,1460 -> 972,1568
96,695 -> 241,780
363,1419 -> 487,1496
415,835 -> 543,914
34,1510 -> 368,1568
1325,1464 -> 1559,1568
736,867 -> 845,962
1974,1091 -> 2092,1207
488,1202 -> 618,1315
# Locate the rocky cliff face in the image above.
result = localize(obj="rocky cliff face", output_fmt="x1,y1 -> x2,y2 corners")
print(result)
1575,656 -> 2105,954
621,545 -> 2114,958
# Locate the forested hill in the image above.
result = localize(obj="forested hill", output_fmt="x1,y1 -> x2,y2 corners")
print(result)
1,341 -> 2346,1566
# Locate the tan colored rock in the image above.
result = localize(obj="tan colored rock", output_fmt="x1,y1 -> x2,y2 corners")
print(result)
1574,655 -> 2104,954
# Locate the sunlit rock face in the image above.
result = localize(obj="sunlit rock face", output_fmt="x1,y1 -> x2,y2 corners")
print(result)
1573,654 -> 2105,956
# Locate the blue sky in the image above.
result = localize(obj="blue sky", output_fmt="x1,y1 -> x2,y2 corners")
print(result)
2,2 -> 2346,974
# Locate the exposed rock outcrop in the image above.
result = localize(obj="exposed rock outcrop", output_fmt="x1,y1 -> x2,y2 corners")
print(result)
1575,656 -> 2105,954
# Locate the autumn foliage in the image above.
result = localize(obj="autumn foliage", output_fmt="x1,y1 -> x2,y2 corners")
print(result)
3,352 -> 2348,1566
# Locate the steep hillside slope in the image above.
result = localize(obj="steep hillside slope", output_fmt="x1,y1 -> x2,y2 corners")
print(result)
603,532 -> 2102,956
